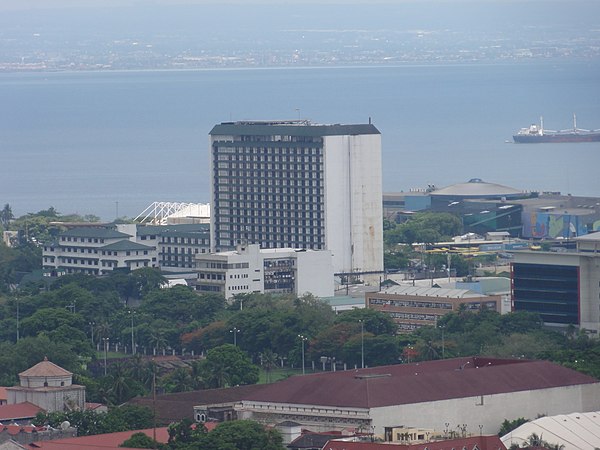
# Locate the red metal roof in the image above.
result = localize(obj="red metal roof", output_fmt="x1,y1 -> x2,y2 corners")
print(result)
242,357 -> 597,409
30,427 -> 170,449
324,435 -> 506,450
1,424 -> 47,435
0,402 -> 43,421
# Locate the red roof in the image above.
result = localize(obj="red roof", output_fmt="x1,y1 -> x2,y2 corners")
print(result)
0,402 -> 43,421
19,358 -> 72,378
242,357 -> 597,408
30,427 -> 170,449
0,424 -> 47,435
324,435 -> 507,450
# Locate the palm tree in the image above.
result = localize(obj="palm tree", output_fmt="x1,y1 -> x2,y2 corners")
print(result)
109,362 -> 132,404
0,203 -> 13,229
260,349 -> 278,383
127,354 -> 153,390
169,367 -> 194,393
148,331 -> 168,355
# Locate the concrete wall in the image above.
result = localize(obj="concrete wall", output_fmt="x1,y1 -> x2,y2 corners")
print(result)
295,249 -> 334,298
7,386 -> 86,413
369,383 -> 600,436
323,134 -> 383,279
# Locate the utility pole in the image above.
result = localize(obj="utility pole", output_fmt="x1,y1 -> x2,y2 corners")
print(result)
128,310 -> 136,355
359,319 -> 365,369
16,295 -> 19,342
298,335 -> 308,375
230,327 -> 240,346
103,337 -> 110,376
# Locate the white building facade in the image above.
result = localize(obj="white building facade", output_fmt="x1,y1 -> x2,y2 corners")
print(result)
209,121 -> 383,282
42,227 -> 156,276
194,244 -> 334,299
6,358 -> 85,413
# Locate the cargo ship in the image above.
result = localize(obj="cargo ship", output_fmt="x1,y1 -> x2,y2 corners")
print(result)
513,115 -> 600,143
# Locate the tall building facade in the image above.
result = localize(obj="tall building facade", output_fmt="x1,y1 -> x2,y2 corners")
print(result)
209,120 -> 383,277
511,231 -> 600,333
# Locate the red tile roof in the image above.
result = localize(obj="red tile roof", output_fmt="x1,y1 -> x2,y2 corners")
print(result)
30,427 -> 170,449
324,435 -> 506,450
19,358 -> 71,378
1,425 -> 47,435
242,357 -> 597,408
128,383 -> 267,424
0,402 -> 43,421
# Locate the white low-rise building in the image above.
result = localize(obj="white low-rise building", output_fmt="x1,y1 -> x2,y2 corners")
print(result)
42,226 -> 157,276
194,244 -> 334,299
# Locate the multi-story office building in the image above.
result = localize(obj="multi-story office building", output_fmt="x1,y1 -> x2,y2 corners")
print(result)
209,120 -> 383,280
511,231 -> 600,333
366,286 -> 501,333
42,223 -> 210,276
155,224 -> 210,270
194,244 -> 334,299
42,226 -> 156,276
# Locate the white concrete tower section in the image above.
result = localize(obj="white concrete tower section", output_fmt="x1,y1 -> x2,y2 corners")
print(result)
323,133 -> 383,278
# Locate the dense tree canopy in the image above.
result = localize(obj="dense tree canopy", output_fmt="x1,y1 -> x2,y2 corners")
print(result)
384,212 -> 462,246
167,419 -> 285,450
194,344 -> 259,389
34,405 -> 154,436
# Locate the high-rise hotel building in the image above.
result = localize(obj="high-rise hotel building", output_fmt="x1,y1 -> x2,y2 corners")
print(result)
209,120 -> 383,277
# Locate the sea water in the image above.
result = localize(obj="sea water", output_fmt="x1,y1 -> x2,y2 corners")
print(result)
0,61 -> 599,220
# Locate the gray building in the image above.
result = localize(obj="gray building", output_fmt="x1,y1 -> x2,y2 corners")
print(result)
209,120 -> 383,280
511,231 -> 600,333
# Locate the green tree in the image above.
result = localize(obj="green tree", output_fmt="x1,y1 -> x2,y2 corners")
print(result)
498,417 -> 528,436
0,203 -> 14,229
335,308 -> 397,336
194,420 -> 284,450
120,432 -> 164,449
35,405 -> 153,436
195,344 -> 259,389
260,349 -> 279,383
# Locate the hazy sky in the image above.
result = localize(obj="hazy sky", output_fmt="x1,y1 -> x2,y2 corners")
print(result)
0,0 -> 572,11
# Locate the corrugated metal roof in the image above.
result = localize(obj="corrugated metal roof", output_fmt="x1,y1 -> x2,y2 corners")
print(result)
31,427 -> 171,450
381,285 -> 481,298
324,435 -> 506,450
241,358 -> 598,409
575,231 -> 600,242
430,179 -> 522,198
0,402 -> 43,421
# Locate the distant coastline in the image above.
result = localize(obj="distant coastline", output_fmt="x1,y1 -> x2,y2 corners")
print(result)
2,57 -> 600,75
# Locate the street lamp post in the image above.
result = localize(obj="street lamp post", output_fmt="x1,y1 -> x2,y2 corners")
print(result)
298,335 -> 308,375
16,295 -> 19,342
230,327 -> 240,346
128,310 -> 135,355
359,319 -> 365,369
89,321 -> 95,346
103,337 -> 110,376
440,325 -> 445,359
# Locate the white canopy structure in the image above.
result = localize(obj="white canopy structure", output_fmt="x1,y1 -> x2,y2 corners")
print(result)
502,411 -> 600,450
134,202 -> 210,225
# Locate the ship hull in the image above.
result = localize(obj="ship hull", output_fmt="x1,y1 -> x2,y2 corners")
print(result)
513,132 -> 600,143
